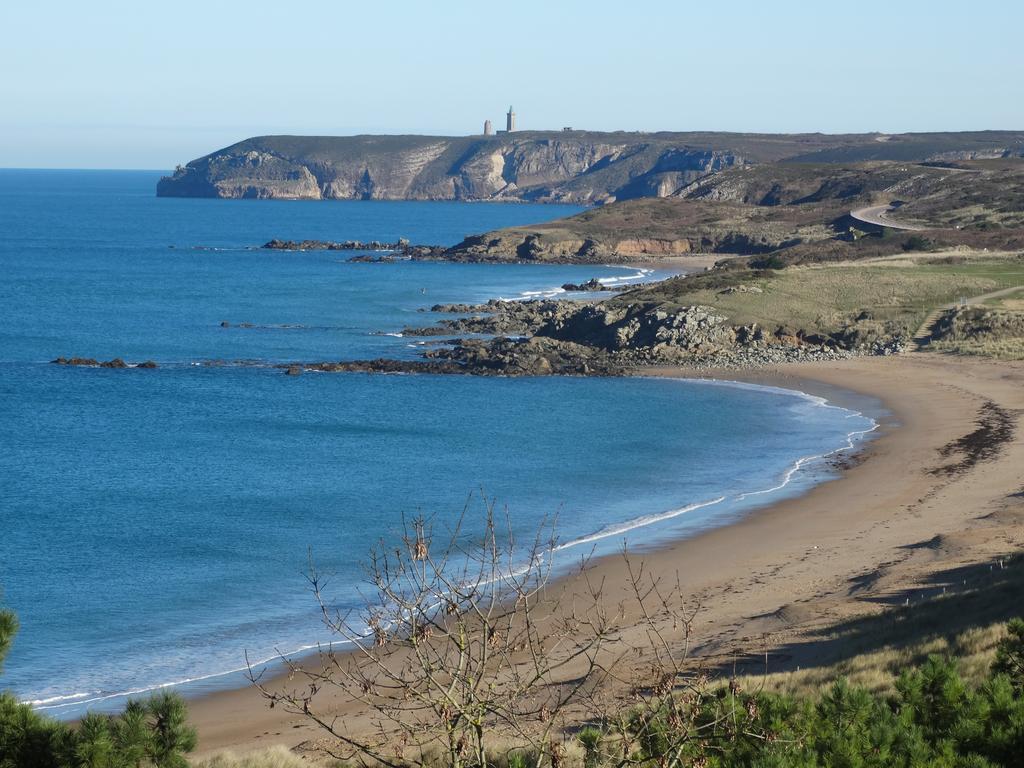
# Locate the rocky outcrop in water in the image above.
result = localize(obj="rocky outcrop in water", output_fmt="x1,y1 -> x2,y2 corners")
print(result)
283,291 -> 907,378
262,238 -> 447,259
561,278 -> 618,292
52,357 -> 158,369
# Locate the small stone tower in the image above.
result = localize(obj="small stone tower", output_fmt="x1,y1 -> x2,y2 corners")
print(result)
506,105 -> 516,133
483,119 -> 493,136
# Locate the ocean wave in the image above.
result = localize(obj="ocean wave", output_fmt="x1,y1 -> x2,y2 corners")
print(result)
28,691 -> 98,706
29,637 -> 355,713
510,265 -> 656,302
553,496 -> 728,552
595,267 -> 654,285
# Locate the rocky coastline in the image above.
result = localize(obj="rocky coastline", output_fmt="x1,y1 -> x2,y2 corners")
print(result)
54,279 -> 908,377
281,295 -> 905,377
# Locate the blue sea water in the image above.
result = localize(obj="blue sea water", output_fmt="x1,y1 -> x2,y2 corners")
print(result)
0,170 -> 877,717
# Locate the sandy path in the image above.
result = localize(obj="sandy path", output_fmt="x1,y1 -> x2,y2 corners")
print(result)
187,354 -> 1024,759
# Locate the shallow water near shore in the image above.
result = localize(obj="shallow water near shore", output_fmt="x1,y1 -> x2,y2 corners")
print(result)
0,170 -> 877,718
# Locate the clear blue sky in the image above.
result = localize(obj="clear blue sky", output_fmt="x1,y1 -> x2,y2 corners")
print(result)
1,0 -> 1021,169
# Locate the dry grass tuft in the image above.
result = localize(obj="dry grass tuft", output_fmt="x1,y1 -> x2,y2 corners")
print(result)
931,337 -> 1024,360
193,745 -> 323,768
737,622 -> 1009,698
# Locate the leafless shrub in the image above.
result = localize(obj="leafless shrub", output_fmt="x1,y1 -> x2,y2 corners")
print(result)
248,498 -> 753,768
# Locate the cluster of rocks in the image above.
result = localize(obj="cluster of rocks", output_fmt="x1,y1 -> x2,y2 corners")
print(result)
560,278 -> 618,292
278,294 -> 911,378
305,333 -> 862,378
418,302 -> 867,376
264,238 -> 404,251
219,321 -> 310,329
316,295 -> 915,378
262,239 -> 447,259
403,299 -> 584,338
280,359 -> 460,376
426,337 -> 621,376
537,303 -> 740,356
52,357 -> 158,369
348,253 -> 402,263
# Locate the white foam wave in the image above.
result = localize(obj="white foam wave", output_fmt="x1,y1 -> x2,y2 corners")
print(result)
553,496 -> 728,553
509,265 -> 656,302
29,691 -> 97,706
29,636 -> 355,712
596,267 -> 653,285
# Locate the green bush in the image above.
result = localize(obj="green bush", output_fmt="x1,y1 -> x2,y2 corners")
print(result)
902,234 -> 933,252
606,637 -> 1024,768
749,254 -> 789,270
0,606 -> 196,767
992,618 -> 1024,689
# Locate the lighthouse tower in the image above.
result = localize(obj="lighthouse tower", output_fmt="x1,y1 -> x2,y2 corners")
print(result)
506,106 -> 516,133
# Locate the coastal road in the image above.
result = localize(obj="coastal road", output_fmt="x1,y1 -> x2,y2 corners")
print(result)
850,204 -> 928,231
852,163 -> 986,231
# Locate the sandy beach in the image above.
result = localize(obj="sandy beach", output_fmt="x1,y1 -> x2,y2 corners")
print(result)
187,353 -> 1024,759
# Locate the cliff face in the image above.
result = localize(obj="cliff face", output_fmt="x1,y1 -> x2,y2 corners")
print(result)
157,133 -> 746,204
157,131 -> 1024,205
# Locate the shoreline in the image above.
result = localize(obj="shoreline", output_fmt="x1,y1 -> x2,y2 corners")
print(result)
183,353 -> 1024,758
33,368 -> 877,718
